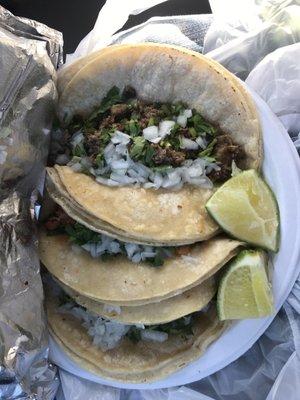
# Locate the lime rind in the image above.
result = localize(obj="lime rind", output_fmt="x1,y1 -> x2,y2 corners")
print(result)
206,170 -> 280,252
217,250 -> 274,320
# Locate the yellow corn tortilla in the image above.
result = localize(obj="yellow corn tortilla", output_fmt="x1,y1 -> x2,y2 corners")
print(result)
47,165 -> 219,245
39,229 -> 242,305
59,277 -> 216,325
47,293 -> 227,383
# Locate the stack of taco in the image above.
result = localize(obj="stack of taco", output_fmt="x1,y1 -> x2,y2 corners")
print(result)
39,43 -> 263,383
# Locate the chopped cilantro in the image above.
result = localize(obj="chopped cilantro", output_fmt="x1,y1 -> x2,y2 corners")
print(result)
72,143 -> 86,157
147,117 -> 157,127
126,327 -> 141,343
88,86 -> 121,122
126,314 -> 195,344
199,138 -> 217,158
130,136 -> 146,159
125,120 -> 140,136
149,249 -> 167,267
172,102 -> 186,116
149,315 -> 194,336
190,113 -> 217,136
188,127 -> 198,138
202,156 -> 216,163
144,145 -> 155,164
65,223 -> 101,246
95,153 -> 104,168
151,165 -> 173,174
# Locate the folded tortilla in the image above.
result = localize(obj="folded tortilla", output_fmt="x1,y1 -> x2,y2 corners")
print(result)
39,229 -> 241,305
59,277 -> 216,325
52,43 -> 262,244
47,293 -> 227,383
47,165 -> 219,245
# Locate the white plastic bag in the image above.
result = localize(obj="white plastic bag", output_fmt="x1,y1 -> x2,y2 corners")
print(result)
204,0 -> 300,79
246,42 -> 300,151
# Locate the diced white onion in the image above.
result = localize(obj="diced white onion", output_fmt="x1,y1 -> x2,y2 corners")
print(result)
183,109 -> 192,118
67,123 -> 217,191
141,329 -> 168,343
103,304 -> 122,315
142,126 -> 159,142
177,114 -> 187,128
195,136 -> 206,149
158,120 -> 175,138
70,131 -> 84,146
59,302 -> 170,351
180,137 -> 199,150
111,131 -> 131,145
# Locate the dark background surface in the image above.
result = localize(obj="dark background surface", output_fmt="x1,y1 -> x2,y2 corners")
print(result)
1,0 -> 211,55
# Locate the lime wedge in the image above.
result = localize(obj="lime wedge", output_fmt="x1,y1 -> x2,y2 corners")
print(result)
217,250 -> 274,320
206,170 -> 280,251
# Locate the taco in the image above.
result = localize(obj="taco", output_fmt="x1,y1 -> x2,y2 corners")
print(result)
56,277 -> 216,325
48,43 -> 262,245
39,205 -> 242,305
46,283 -> 227,383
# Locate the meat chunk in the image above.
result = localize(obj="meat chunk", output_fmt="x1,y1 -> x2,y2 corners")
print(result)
44,208 -> 74,231
85,132 -> 100,156
175,246 -> 192,256
152,145 -> 186,167
110,104 -> 130,120
98,114 -> 126,131
208,134 -> 244,182
139,105 -> 162,129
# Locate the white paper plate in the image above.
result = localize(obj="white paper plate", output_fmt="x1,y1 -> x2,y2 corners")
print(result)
49,89 -> 300,389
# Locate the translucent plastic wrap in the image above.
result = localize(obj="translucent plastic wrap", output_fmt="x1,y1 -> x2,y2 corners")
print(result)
246,42 -> 300,152
44,0 -> 300,398
204,0 -> 300,79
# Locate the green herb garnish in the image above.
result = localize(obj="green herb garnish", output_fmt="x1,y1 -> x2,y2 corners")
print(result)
72,143 -> 86,157
126,314 -> 195,344
125,120 -> 141,136
130,136 -> 146,159
199,138 -> 217,158
88,86 -> 121,122
65,223 -> 101,246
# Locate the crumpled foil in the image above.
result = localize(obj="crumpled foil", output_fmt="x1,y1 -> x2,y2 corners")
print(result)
0,5 -> 63,400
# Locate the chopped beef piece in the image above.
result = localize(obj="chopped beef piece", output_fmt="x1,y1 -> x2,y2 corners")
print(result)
44,217 -> 60,231
44,208 -> 74,231
98,114 -> 125,131
139,105 -> 162,129
98,115 -> 115,130
208,134 -> 245,182
85,132 -> 100,156
175,246 -> 192,256
152,145 -> 186,167
110,104 -> 130,120
122,85 -> 136,99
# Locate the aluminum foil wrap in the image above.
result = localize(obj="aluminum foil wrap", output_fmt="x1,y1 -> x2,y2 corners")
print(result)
0,6 -> 63,399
